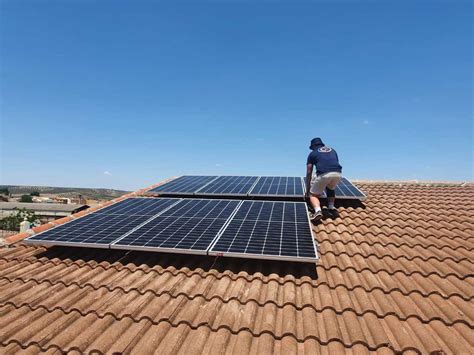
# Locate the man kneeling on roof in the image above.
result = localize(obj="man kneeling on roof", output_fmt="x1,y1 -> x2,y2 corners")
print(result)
305,137 -> 342,222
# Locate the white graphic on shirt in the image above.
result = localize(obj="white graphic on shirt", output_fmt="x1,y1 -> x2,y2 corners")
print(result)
318,146 -> 332,153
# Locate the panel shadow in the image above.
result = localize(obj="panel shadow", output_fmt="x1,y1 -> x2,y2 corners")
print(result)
35,245 -> 319,280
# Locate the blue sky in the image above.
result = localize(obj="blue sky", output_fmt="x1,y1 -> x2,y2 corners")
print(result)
1,0 -> 472,190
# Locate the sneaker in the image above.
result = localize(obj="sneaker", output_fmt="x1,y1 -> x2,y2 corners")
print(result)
310,210 -> 323,222
328,207 -> 339,218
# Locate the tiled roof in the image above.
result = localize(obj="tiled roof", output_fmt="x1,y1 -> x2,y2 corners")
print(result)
0,181 -> 473,354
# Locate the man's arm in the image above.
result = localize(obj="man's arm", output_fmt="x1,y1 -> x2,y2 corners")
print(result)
305,163 -> 313,196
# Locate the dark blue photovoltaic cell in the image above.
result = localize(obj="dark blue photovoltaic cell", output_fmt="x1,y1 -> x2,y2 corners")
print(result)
27,214 -> 153,245
149,176 -> 217,194
248,176 -> 304,197
196,176 -> 258,195
113,199 -> 240,252
95,197 -> 181,216
210,201 -> 316,260
304,177 -> 366,200
26,198 -> 179,246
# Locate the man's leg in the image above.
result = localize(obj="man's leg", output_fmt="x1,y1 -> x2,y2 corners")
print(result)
325,174 -> 341,217
309,177 -> 324,222
328,197 -> 336,209
309,193 -> 321,210
309,193 -> 323,222
309,175 -> 325,222
326,187 -> 336,210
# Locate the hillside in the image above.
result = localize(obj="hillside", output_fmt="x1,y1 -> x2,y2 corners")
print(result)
0,185 -> 130,200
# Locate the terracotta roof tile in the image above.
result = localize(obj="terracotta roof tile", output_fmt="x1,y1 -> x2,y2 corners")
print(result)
1,182 -> 473,353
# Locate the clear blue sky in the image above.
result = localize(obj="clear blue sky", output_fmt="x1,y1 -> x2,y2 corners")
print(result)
1,0 -> 472,190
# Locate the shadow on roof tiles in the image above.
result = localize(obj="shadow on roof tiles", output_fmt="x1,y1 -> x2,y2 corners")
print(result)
37,246 -> 319,280
306,199 -> 366,212
333,199 -> 366,209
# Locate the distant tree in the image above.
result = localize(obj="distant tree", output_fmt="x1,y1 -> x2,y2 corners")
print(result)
0,187 -> 9,195
0,208 -> 39,231
30,191 -> 40,196
19,195 -> 33,203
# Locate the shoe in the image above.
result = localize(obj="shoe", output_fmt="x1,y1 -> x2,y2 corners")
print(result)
328,207 -> 339,218
310,210 -> 323,222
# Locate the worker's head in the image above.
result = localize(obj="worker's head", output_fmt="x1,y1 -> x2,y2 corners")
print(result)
309,137 -> 324,150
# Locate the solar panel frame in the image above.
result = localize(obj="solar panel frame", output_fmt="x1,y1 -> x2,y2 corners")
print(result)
248,176 -> 305,198
148,175 -> 219,195
208,200 -> 318,263
110,199 -> 243,256
194,176 -> 259,196
24,198 -> 182,249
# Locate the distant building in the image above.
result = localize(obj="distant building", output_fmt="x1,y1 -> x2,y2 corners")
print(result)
0,202 -> 89,223
31,196 -> 55,203
50,197 -> 71,204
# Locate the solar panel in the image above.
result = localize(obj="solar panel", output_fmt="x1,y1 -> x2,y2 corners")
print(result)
195,176 -> 258,196
111,199 -> 241,255
25,198 -> 180,248
149,176 -> 218,194
248,176 -> 304,198
209,201 -> 317,262
304,176 -> 366,200
95,197 -> 181,216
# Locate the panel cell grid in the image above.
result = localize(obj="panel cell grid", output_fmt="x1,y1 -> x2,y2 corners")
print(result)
149,176 -> 217,194
96,197 -> 181,216
210,201 -> 316,261
196,176 -> 258,195
112,199 -> 241,253
249,176 -> 304,197
26,198 -> 179,247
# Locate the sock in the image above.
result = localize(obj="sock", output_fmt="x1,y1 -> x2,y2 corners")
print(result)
328,202 -> 335,209
314,207 -> 322,213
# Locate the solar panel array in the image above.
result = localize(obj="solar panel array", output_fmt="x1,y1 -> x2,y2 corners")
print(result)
149,175 -> 365,200
25,175 -> 366,263
25,197 -> 318,262
148,175 -> 305,198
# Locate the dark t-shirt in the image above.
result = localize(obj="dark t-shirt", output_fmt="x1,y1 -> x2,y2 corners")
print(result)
307,145 -> 343,176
